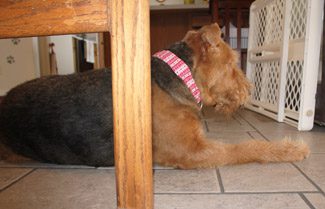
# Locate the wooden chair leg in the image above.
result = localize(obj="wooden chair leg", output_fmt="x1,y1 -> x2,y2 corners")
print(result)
110,0 -> 153,209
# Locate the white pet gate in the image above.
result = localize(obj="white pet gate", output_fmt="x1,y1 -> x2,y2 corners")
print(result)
246,0 -> 324,130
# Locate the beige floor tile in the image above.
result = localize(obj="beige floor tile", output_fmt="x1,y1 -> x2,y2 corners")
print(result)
0,169 -> 116,209
237,109 -> 297,132
203,114 -> 237,123
154,169 -> 220,193
206,113 -> 247,123
205,119 -> 254,132
213,194 -> 310,209
205,131 -> 263,144
203,108 -> 253,133
202,106 -> 246,121
248,131 -> 267,139
155,194 -> 309,209
205,131 -> 251,140
201,106 -> 223,119
0,168 -> 32,190
155,194 -> 219,209
260,130 -> 325,153
304,193 -> 325,209
153,164 -> 175,170
296,154 -> 325,192
220,163 -> 316,192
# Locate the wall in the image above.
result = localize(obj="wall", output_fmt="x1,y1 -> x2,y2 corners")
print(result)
0,38 -> 39,96
49,35 -> 75,75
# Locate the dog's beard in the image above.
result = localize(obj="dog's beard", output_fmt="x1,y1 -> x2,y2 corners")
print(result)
212,96 -> 246,116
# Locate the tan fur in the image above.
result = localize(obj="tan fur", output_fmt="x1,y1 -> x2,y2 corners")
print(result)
152,24 -> 309,169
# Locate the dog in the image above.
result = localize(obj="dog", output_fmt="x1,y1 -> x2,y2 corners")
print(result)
0,24 -> 309,168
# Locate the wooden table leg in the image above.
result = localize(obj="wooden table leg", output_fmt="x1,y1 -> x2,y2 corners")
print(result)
110,0 -> 153,209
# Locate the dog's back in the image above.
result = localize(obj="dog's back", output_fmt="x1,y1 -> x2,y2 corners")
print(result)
0,69 -> 114,166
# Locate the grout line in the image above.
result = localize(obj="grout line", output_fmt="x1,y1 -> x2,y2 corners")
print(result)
291,163 -> 325,197
0,168 -> 36,193
236,112 -> 270,141
233,115 -> 243,125
208,110 -> 325,203
298,193 -> 316,209
154,191 -> 321,195
216,168 -> 225,193
232,111 -> 325,198
247,131 -> 255,139
204,120 -> 210,132
201,108 -> 207,118
247,131 -> 269,141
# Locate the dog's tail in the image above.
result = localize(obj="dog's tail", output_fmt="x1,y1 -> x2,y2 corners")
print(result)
178,138 -> 310,169
221,138 -> 310,165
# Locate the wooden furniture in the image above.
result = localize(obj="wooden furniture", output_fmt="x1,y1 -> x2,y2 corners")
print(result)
103,7 -> 212,68
0,1 -> 153,209
150,8 -> 211,54
211,0 -> 254,72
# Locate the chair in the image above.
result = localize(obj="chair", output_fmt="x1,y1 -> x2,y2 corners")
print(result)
0,1 -> 153,208
211,0 -> 254,72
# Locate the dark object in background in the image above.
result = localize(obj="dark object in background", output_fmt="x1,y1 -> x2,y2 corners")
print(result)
314,3 -> 325,126
49,43 -> 58,75
75,39 -> 94,73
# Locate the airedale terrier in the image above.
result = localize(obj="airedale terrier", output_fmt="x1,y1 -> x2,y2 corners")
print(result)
0,24 -> 309,167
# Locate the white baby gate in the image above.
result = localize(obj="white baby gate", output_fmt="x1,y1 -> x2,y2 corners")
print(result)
246,0 -> 324,130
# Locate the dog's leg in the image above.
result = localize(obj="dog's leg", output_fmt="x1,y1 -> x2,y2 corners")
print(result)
152,86 -> 310,169
153,110 -> 310,169
172,138 -> 310,169
155,136 -> 310,169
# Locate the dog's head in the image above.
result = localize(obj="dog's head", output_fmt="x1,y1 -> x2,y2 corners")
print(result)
183,23 -> 251,115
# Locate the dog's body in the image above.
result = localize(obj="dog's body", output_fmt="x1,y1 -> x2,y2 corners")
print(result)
0,69 -> 114,166
0,24 -> 309,168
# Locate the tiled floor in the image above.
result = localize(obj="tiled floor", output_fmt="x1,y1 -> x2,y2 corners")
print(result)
0,108 -> 325,209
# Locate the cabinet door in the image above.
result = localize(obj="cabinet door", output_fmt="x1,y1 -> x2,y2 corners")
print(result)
0,38 -> 39,96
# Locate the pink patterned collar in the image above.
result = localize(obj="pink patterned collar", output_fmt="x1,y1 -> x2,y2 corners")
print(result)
153,50 -> 202,107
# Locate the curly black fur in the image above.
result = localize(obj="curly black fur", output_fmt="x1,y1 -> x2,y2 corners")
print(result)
0,42 -> 194,166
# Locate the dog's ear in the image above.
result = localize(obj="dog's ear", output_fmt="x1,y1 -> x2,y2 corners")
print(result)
201,33 -> 217,46
201,31 -> 221,48
200,23 -> 222,48
183,30 -> 197,42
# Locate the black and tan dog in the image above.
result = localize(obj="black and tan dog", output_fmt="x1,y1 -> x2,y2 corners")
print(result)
0,24 -> 309,168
